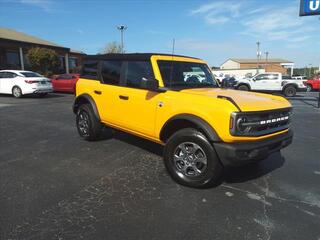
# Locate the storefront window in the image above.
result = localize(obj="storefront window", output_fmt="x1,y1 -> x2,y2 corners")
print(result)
6,50 -> 20,69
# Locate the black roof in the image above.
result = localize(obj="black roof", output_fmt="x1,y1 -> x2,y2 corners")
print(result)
84,53 -> 200,61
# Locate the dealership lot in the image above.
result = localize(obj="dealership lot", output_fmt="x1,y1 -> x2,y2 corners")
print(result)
0,92 -> 319,240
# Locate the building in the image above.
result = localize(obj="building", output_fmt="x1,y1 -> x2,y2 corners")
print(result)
0,28 -> 85,73
220,58 -> 294,75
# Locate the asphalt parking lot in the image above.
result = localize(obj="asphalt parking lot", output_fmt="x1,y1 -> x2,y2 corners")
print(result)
0,92 -> 319,240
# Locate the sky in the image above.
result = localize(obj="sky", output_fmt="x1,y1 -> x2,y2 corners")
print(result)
0,0 -> 319,67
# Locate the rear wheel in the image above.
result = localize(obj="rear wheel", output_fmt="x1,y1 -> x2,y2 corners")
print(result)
306,84 -> 312,92
283,85 -> 296,97
76,104 -> 102,141
164,128 -> 223,188
237,84 -> 249,91
12,86 -> 22,98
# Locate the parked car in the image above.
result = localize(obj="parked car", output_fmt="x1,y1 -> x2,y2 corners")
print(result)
0,70 -> 52,98
305,76 -> 320,92
235,72 -> 307,97
51,73 -> 79,93
73,53 -> 293,188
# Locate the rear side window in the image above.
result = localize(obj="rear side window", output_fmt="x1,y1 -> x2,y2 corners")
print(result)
125,61 -> 154,88
81,60 -> 99,79
20,72 -> 41,77
101,60 -> 122,85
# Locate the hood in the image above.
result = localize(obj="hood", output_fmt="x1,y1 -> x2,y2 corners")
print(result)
181,88 -> 291,112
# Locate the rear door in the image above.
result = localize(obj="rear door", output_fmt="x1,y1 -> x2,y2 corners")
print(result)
93,60 -> 125,125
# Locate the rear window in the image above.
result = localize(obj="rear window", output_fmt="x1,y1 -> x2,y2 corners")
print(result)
81,60 -> 99,79
20,72 -> 42,77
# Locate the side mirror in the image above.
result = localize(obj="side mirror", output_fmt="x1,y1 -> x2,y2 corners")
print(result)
141,77 -> 160,92
252,78 -> 256,81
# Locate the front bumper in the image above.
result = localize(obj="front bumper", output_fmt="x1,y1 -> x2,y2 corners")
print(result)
297,87 -> 307,92
213,129 -> 293,166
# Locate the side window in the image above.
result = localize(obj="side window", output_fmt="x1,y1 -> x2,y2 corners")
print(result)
3,72 -> 16,78
255,74 -> 268,81
0,72 -> 5,78
81,60 -> 99,79
101,60 -> 122,85
268,74 -> 278,80
125,61 -> 154,88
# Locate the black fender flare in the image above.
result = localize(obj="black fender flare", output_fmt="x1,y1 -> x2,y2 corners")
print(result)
160,114 -> 221,142
73,94 -> 100,120
282,83 -> 298,90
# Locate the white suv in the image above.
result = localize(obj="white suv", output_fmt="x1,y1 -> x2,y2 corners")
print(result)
0,70 -> 53,98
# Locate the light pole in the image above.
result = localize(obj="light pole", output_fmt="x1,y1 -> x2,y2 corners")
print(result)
256,41 -> 261,73
117,25 -> 127,53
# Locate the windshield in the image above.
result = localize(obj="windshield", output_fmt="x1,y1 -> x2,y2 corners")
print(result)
157,60 -> 218,89
20,71 -> 42,77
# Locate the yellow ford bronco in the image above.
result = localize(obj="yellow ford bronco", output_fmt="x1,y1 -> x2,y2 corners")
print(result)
73,53 -> 293,188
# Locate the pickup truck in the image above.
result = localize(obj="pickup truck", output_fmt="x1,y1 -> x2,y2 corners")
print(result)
235,72 -> 307,97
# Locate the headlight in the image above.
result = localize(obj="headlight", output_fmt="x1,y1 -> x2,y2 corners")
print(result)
236,117 -> 252,133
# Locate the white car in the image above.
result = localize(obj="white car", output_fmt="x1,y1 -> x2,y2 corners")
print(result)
0,70 -> 53,98
235,72 -> 307,97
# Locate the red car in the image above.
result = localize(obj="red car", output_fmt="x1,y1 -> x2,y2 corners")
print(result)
305,76 -> 320,92
51,74 -> 79,93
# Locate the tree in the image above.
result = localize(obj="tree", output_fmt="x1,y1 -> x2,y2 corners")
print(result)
100,41 -> 123,54
26,47 -> 60,76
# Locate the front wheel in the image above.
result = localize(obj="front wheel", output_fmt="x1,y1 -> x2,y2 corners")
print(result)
283,85 -> 296,97
164,128 -> 223,188
76,104 -> 102,141
12,86 -> 22,98
237,84 -> 249,91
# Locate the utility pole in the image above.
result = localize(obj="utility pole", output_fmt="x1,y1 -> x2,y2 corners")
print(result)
265,51 -> 269,71
256,41 -> 261,73
117,25 -> 127,53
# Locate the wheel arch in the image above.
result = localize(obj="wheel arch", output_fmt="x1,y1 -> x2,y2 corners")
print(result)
237,83 -> 251,90
282,83 -> 298,90
73,94 -> 100,121
160,114 -> 221,143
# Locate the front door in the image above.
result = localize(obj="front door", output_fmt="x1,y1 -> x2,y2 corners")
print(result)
251,73 -> 280,90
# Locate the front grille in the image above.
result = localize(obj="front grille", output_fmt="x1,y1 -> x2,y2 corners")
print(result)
230,108 -> 292,136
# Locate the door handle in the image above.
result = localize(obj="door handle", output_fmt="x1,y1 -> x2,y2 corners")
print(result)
94,90 -> 102,95
119,95 -> 129,100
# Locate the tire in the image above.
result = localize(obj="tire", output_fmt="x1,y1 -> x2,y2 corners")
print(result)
76,104 -> 102,141
12,86 -> 22,98
164,128 -> 223,188
237,84 -> 249,91
306,85 -> 312,92
283,85 -> 296,97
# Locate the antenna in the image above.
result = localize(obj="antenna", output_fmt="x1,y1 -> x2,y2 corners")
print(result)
172,38 -> 175,56
169,38 -> 175,88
